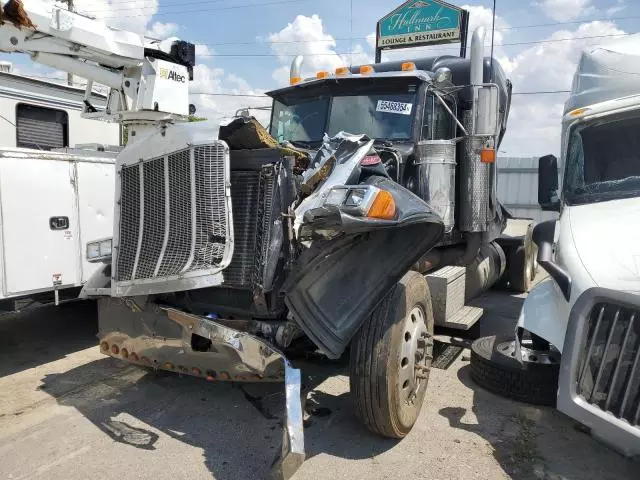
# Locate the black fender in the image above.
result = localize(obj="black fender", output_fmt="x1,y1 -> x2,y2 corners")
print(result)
284,176 -> 444,358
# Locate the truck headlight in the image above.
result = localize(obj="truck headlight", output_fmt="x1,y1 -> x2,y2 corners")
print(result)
87,238 -> 113,263
324,186 -> 396,220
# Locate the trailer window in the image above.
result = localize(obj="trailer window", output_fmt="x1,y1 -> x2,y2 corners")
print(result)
16,104 -> 69,150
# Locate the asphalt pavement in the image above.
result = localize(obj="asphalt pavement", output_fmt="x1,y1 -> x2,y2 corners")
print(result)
0,283 -> 637,480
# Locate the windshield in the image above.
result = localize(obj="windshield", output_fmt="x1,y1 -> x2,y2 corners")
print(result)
565,112 -> 640,204
271,97 -> 329,144
270,91 -> 417,144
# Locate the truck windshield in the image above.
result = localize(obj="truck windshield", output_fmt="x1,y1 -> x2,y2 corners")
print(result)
565,112 -> 640,204
271,92 -> 416,144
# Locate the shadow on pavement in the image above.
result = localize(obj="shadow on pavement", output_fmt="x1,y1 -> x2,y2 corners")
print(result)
0,301 -> 98,378
38,355 -> 396,480
438,364 -> 638,480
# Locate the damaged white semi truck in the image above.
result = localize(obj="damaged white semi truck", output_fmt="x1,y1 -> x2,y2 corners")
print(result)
470,34 -> 640,458
0,1 -> 536,477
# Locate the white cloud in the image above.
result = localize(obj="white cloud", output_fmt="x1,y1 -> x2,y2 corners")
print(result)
534,0 -> 596,22
500,21 -> 626,156
195,44 -> 214,59
146,21 -> 179,39
606,0 -> 626,16
59,0 -> 160,34
268,15 -> 371,86
366,33 -> 376,50
189,64 -> 270,127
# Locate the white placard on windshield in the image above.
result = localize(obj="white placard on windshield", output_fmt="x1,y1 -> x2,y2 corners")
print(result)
376,100 -> 413,115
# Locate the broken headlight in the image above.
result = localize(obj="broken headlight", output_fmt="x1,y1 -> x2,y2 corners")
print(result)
324,185 -> 396,220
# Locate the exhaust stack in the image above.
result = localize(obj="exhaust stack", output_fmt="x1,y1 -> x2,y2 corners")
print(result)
470,26 -> 486,126
290,55 -> 304,85
459,26 -> 490,234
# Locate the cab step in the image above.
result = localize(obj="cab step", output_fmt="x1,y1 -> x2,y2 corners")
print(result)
441,305 -> 484,330
426,265 -> 484,331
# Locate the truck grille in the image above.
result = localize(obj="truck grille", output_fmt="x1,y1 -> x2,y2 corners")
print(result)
114,144 -> 229,287
577,302 -> 640,427
224,165 -> 277,288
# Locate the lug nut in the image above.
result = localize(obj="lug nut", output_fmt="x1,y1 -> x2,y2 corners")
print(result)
121,348 -> 129,359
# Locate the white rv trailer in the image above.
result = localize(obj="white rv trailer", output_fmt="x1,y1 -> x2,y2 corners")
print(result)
0,67 -> 119,308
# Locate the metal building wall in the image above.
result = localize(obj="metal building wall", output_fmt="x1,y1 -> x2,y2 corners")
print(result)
497,156 -> 560,222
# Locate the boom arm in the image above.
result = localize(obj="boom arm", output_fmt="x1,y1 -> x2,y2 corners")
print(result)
0,0 -> 196,124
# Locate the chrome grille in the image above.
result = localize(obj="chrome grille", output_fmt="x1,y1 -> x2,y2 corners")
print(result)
577,302 -> 640,427
224,165 -> 277,288
156,151 -> 192,277
115,143 -> 229,288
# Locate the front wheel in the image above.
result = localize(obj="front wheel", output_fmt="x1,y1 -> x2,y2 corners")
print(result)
349,271 -> 434,438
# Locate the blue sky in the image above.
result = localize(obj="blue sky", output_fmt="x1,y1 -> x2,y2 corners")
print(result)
2,0 -> 639,155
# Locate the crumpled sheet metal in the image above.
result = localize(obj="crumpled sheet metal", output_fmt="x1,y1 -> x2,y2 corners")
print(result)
98,299 -> 305,479
294,132 -> 374,234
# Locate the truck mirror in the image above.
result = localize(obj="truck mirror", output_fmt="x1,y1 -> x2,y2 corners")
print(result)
538,154 -> 560,212
475,85 -> 500,137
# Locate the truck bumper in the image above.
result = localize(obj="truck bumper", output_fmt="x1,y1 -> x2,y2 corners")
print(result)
97,297 -> 305,479
557,288 -> 640,458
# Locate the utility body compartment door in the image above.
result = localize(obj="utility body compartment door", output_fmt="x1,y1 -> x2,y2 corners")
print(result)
0,156 -> 79,296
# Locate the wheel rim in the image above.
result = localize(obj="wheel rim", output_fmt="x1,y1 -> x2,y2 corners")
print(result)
497,340 -> 560,365
398,305 -> 433,405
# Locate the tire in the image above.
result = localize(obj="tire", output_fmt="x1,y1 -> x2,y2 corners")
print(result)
470,335 -> 560,406
349,271 -> 434,439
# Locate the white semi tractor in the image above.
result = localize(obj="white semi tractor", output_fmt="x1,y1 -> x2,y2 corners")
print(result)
470,34 -> 640,458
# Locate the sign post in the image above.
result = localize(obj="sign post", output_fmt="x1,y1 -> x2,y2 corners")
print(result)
375,0 -> 470,63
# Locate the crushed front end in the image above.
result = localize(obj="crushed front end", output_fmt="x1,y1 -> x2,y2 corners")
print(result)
84,118 -> 443,478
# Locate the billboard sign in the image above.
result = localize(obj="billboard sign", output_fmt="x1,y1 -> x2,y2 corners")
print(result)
376,1 -> 469,60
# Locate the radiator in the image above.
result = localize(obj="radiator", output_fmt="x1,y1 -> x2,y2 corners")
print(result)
224,163 -> 278,289
577,302 -> 640,427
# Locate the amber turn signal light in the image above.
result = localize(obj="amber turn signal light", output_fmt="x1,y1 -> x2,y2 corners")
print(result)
480,148 -> 496,164
368,190 -> 396,220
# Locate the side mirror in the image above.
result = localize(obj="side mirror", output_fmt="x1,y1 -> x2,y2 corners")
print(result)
538,154 -> 560,212
475,85 -> 500,137
533,220 -> 571,300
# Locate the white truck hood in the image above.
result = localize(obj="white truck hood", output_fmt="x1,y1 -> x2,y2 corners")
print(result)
569,197 -> 640,293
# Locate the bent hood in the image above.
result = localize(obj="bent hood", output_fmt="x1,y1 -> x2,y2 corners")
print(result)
569,197 -> 640,293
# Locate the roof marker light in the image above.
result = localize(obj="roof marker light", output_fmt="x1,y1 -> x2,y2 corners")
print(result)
335,66 -> 350,76
360,65 -> 374,75
290,76 -> 302,85
316,71 -> 330,79
569,107 -> 590,117
402,62 -> 416,71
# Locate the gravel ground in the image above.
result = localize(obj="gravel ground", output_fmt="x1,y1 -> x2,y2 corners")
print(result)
0,283 -> 637,480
